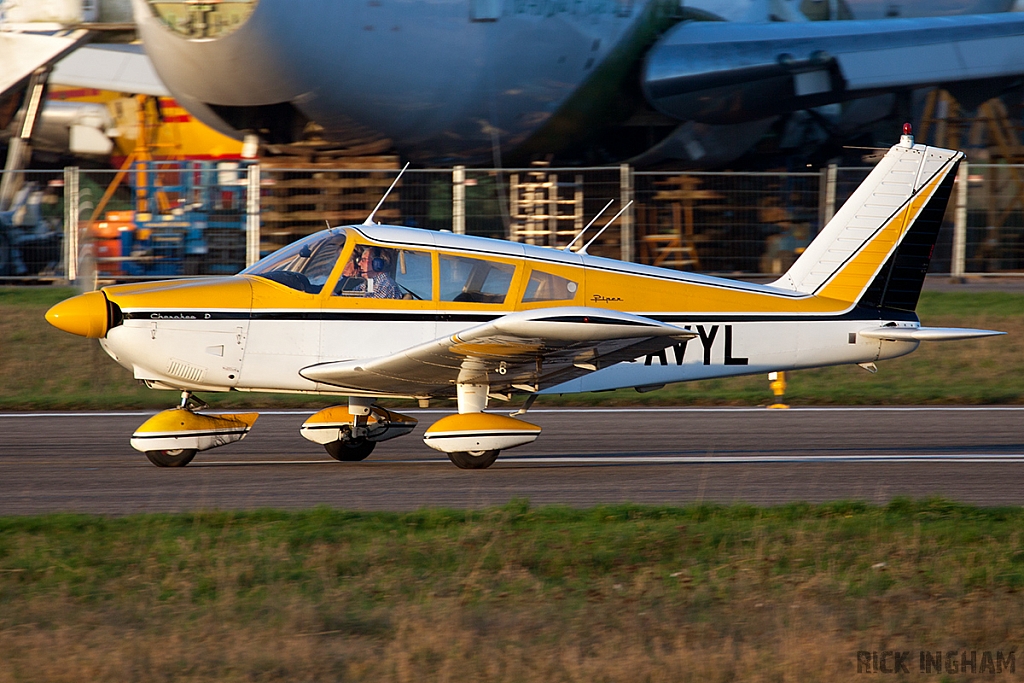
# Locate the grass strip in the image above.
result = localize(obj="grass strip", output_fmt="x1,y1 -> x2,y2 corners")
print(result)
3,288 -> 1021,409
1,500 -> 1022,681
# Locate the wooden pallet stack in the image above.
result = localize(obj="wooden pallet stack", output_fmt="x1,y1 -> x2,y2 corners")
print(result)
508,165 -> 584,248
258,139 -> 400,252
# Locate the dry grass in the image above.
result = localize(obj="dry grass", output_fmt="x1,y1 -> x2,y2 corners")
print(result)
2,503 -> 1024,681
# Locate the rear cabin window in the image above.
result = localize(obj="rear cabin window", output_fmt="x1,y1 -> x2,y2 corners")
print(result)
522,269 -> 579,302
439,255 -> 515,304
334,246 -> 432,300
242,229 -> 346,294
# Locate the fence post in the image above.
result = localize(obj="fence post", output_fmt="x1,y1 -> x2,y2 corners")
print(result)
821,163 -> 838,228
951,161 -> 968,281
508,173 -> 520,241
64,166 -> 79,284
619,163 -> 634,262
574,174 -> 584,234
245,163 -> 261,268
452,165 -> 466,234
547,173 -> 557,246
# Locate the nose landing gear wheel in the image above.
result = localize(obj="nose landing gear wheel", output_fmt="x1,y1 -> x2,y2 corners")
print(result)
447,449 -> 499,469
145,448 -> 198,467
324,439 -> 376,462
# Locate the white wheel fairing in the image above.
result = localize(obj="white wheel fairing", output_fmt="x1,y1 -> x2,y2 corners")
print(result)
423,413 -> 541,454
300,405 -> 418,445
424,431 -> 539,453
130,409 -> 259,453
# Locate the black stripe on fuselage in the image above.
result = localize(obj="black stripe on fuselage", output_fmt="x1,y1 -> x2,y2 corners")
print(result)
651,306 -> 919,324
124,311 -> 251,321
122,306 -> 918,324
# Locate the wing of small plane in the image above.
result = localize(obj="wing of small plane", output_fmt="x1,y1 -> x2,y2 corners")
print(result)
300,307 -> 696,397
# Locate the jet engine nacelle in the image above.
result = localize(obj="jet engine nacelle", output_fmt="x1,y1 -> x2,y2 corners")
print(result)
7,101 -> 117,157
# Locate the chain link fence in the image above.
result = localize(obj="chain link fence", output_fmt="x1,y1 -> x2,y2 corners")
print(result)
4,161 -> 1022,284
634,170 -> 821,275
964,164 -> 1024,274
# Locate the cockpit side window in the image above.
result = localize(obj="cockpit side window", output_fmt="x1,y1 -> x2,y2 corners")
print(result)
334,246 -> 432,300
439,254 -> 515,304
241,229 -> 346,294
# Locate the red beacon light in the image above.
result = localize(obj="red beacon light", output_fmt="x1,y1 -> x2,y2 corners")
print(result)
900,122 -> 914,148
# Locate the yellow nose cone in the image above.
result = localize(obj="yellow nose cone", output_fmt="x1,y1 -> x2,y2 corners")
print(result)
45,291 -> 109,338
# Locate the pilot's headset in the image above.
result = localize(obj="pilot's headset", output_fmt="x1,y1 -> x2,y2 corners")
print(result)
368,247 -> 389,273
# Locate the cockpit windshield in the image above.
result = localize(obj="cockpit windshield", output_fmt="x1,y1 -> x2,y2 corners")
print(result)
241,228 -> 347,294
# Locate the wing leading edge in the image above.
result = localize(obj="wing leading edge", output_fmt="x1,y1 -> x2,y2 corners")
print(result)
300,307 -> 695,398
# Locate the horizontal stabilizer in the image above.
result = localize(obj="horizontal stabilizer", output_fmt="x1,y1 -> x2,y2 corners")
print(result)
858,326 -> 1005,342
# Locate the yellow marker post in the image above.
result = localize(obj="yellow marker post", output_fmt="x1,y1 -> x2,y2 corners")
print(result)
767,371 -> 789,409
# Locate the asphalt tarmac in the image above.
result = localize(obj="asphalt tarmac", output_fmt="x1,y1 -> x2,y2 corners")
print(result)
2,407 -> 1024,514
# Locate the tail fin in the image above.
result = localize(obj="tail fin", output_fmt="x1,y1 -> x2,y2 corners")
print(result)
773,138 -> 962,312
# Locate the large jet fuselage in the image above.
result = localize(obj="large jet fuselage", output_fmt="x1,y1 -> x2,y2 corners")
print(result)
133,0 -> 664,162
131,0 -> 1023,165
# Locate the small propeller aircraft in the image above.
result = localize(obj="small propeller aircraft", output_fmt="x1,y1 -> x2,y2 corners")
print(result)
46,126 -> 1003,468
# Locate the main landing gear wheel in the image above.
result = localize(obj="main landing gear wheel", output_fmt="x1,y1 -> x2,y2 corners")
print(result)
145,448 -> 198,467
325,439 -> 376,462
447,449 -> 500,470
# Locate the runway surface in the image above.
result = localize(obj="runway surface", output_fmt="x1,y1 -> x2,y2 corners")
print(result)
3,407 -> 1024,514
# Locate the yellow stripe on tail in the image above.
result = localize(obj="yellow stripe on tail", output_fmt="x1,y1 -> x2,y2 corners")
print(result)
773,140 -> 963,309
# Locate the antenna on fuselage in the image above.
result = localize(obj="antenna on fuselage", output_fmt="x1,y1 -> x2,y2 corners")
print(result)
363,162 -> 410,226
579,201 -> 633,255
563,199 -> 614,252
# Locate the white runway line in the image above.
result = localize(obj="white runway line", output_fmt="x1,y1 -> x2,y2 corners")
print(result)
494,454 -> 1024,464
195,460 -> 337,466
5,406 -> 1024,418
195,453 -> 1024,466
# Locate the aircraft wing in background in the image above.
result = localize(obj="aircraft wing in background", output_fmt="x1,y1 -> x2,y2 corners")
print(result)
50,44 -> 169,97
0,29 -> 91,103
644,13 -> 1024,126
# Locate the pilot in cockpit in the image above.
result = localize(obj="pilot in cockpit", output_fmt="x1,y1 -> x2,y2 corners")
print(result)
336,246 -> 402,299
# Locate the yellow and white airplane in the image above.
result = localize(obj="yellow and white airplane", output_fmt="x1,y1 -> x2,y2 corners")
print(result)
46,128 -> 1002,469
